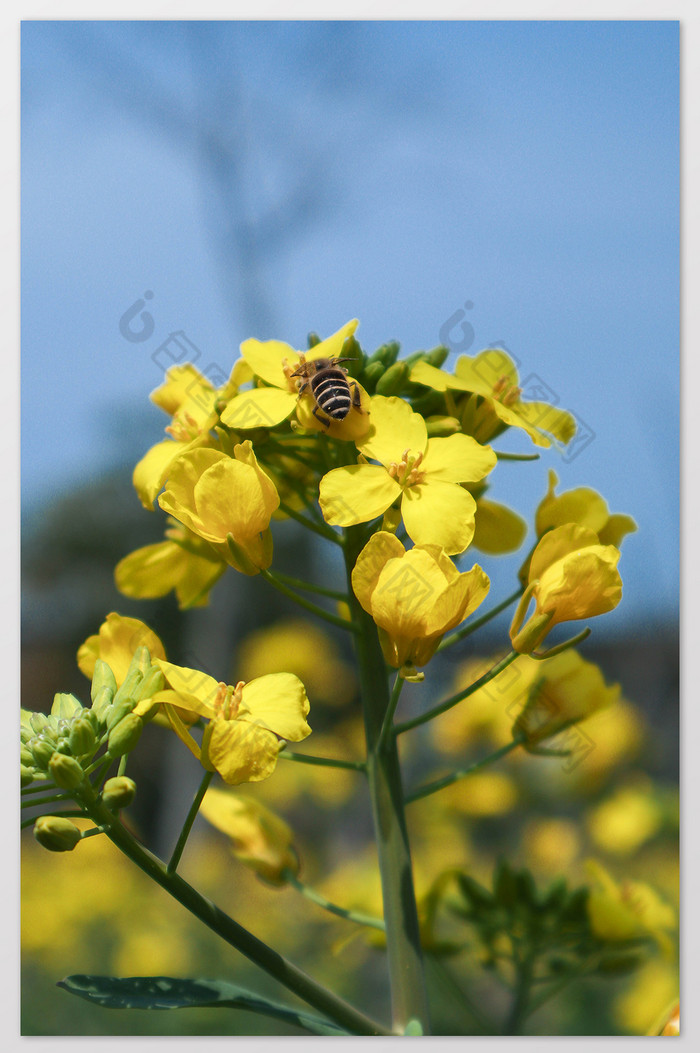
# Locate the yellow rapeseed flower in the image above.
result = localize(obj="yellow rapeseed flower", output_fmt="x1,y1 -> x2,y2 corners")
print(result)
510,523 -> 622,655
159,441 -> 279,573
351,531 -> 490,667
221,319 -> 370,440
410,348 -> 576,447
535,469 -> 637,547
77,612 -> 166,686
199,787 -> 299,885
320,396 -> 497,554
132,360 -> 248,508
115,519 -> 226,609
154,660 -> 311,784
585,860 -> 676,957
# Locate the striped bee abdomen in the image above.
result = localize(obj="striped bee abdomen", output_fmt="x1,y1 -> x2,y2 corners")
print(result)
311,372 -> 352,420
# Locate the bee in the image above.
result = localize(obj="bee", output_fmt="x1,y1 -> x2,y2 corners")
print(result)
291,356 -> 363,428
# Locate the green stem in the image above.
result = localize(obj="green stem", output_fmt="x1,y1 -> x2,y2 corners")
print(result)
494,451 -> 540,461
378,673 -> 404,751
405,736 -> 525,804
437,588 -> 523,653
344,525 -> 431,1035
395,650 -> 519,736
260,568 -> 358,634
278,749 -> 365,772
74,786 -> 388,1037
504,953 -> 535,1035
21,792 -> 71,809
284,871 -> 385,932
168,769 -> 214,874
271,570 -> 348,602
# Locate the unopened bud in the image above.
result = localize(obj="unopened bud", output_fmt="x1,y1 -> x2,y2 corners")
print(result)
425,415 -> 460,437
101,776 -> 136,810
30,734 -> 56,769
361,361 -> 385,389
422,346 -> 449,368
21,765 -> 34,787
376,361 -> 410,396
107,713 -> 144,757
20,746 -> 35,768
68,715 -> 97,757
33,815 -> 82,852
111,666 -> 144,711
90,659 -> 117,704
105,697 -> 138,731
133,665 -> 165,702
91,684 -> 114,722
48,752 -> 85,791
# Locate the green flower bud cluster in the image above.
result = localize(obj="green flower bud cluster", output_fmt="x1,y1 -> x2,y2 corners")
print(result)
334,334 -> 450,400
20,646 -> 165,786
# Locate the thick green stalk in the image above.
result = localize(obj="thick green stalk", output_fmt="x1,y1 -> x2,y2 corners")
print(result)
343,525 -> 431,1034
74,787 -> 387,1037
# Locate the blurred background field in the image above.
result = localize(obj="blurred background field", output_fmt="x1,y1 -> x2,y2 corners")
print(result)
21,20 -> 678,1037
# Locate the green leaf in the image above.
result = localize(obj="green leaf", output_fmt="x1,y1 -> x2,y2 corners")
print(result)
403,1018 -> 424,1035
57,976 -> 349,1036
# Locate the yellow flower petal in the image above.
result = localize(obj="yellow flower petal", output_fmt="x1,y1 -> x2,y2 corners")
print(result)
207,719 -> 283,784
239,672 -> 311,742
528,523 -> 601,582
358,396 -> 428,466
240,338 -> 298,389
199,788 -> 298,884
319,465 -> 401,526
151,363 -> 214,416
535,469 -> 609,536
401,480 -> 477,554
133,440 -> 188,509
538,546 -> 622,625
114,538 -> 224,609
77,614 -> 166,685
154,660 -> 220,716
221,387 -> 297,430
351,531 -> 406,613
472,498 -> 527,554
421,433 -> 497,483
597,513 -> 638,548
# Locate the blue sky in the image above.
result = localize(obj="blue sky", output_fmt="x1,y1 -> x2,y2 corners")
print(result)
21,20 -> 678,627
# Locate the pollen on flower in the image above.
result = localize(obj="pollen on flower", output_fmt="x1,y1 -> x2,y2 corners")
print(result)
280,355 -> 300,390
492,375 -> 521,407
214,680 -> 245,720
165,412 -> 199,442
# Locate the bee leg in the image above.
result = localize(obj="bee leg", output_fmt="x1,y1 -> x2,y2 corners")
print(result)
313,406 -> 332,429
349,382 -> 364,412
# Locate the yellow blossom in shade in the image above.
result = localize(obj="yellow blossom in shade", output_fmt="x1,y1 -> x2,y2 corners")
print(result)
320,397 -> 497,554
585,860 -> 676,957
509,523 -> 623,654
132,360 -> 248,509
535,469 -> 637,546
153,660 -> 311,784
410,349 -> 576,448
437,771 -> 518,817
115,519 -> 226,609
159,441 -> 279,573
472,496 -> 527,555
511,647 -> 620,749
586,784 -> 663,856
351,531 -> 490,667
77,613 -> 167,686
221,319 -> 370,440
199,787 -> 299,885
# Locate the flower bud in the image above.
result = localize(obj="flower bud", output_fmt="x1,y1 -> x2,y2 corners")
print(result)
20,746 -> 35,768
422,346 -> 449,368
33,815 -> 81,852
30,734 -> 56,769
91,684 -> 114,722
68,715 -> 97,757
105,697 -> 138,731
132,665 -> 165,702
376,361 -> 410,396
107,713 -> 144,757
29,712 -> 50,735
361,360 -> 385,388
48,752 -> 85,791
21,765 -> 34,787
425,415 -> 460,437
90,658 -> 117,704
111,666 -> 144,711
101,776 -> 136,810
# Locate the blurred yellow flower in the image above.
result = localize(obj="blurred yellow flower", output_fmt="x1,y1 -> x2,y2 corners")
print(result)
320,396 -> 497,554
614,961 -> 679,1036
154,660 -> 311,785
510,524 -> 622,654
472,496 -> 527,555
351,531 -> 490,667
410,348 -> 576,448
585,860 -> 676,956
522,818 -> 581,874
159,441 -> 279,573
199,787 -> 299,885
535,469 -> 637,547
437,771 -> 518,817
586,784 -> 663,856
115,519 -> 226,609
